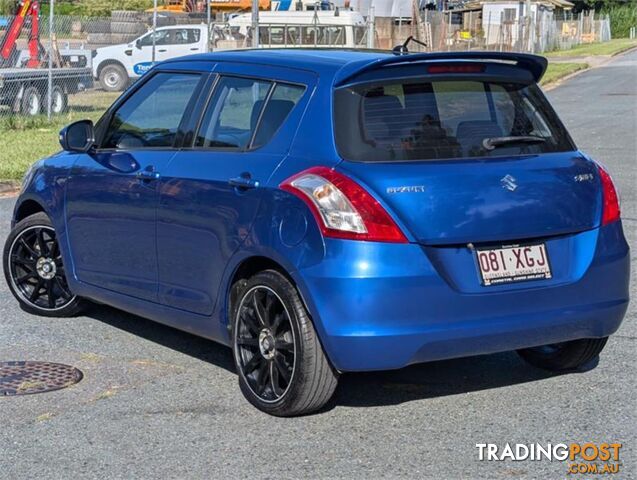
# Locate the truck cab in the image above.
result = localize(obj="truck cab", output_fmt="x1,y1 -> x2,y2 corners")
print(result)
92,24 -> 208,91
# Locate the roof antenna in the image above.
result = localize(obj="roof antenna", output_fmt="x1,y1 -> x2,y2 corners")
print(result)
392,36 -> 427,55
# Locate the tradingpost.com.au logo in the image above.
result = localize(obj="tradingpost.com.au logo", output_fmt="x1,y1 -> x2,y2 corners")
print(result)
476,443 -> 623,475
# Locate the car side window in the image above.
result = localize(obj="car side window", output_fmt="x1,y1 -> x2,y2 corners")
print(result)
101,72 -> 201,150
195,76 -> 272,149
251,83 -> 305,148
195,77 -> 305,150
139,30 -> 170,47
171,28 -> 200,44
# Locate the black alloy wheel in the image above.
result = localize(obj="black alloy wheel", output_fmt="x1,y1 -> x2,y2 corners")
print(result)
3,212 -> 85,316
232,270 -> 338,416
235,285 -> 296,402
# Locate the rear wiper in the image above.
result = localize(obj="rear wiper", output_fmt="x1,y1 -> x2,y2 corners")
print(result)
482,136 -> 547,151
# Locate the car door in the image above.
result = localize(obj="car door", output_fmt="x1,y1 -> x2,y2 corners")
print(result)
156,28 -> 204,60
65,70 -> 205,302
156,66 -> 314,316
128,30 -> 167,76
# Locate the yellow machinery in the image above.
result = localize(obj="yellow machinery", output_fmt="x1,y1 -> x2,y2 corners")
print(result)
147,0 -> 271,14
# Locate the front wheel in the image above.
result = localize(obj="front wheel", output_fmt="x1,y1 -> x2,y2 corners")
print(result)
517,337 -> 609,372
99,63 -> 128,92
3,212 -> 85,317
232,270 -> 338,416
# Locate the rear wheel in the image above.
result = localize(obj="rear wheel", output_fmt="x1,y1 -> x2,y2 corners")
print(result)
21,86 -> 42,116
3,212 -> 85,317
517,338 -> 609,371
50,86 -> 68,115
99,63 -> 128,92
232,270 -> 338,416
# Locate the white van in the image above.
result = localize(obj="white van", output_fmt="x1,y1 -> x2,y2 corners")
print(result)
92,24 -> 209,91
227,10 -> 367,48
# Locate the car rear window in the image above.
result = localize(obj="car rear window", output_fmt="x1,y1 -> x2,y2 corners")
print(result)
334,80 -> 574,162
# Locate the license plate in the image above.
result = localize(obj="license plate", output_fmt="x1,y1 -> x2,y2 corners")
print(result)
476,244 -> 551,286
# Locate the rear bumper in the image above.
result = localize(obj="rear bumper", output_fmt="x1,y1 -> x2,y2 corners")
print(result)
292,222 -> 630,372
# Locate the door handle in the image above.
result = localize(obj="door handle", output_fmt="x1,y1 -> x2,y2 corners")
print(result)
190,47 -> 199,51
158,49 -> 167,53
228,174 -> 259,190
136,169 -> 160,181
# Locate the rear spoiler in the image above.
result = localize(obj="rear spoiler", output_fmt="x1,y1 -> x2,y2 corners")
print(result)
334,51 -> 548,87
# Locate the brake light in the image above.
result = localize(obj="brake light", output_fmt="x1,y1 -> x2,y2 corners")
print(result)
427,64 -> 485,74
598,165 -> 620,225
280,167 -> 408,243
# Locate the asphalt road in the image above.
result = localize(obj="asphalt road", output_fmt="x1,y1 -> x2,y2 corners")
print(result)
1,51 -> 636,480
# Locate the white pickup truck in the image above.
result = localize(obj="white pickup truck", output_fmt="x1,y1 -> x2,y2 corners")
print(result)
92,24 -> 208,92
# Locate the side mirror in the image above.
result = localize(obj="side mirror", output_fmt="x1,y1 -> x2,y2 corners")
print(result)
136,39 -> 142,49
59,120 -> 95,153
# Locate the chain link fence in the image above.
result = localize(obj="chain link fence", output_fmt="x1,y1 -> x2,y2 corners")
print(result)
0,6 -> 613,120
378,9 -> 611,53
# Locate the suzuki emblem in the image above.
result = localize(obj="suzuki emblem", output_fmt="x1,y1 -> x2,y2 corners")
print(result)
501,174 -> 518,192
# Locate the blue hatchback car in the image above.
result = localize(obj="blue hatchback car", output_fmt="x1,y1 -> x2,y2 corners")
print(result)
3,50 -> 629,415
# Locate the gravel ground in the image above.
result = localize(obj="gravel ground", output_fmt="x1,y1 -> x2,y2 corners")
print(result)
0,50 -> 635,479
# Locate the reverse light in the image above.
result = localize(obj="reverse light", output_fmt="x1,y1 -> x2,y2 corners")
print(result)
280,167 -> 408,243
598,165 -> 620,225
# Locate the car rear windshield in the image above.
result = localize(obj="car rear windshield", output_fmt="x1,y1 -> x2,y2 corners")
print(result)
334,80 -> 575,162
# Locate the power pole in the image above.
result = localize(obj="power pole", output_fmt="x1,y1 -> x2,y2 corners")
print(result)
152,0 -> 157,63
525,0 -> 532,52
366,5 -> 374,49
47,0 -> 53,120
251,0 -> 259,48
206,0 -> 211,52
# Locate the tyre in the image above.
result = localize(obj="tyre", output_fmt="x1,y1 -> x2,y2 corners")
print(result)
517,338 -> 609,371
21,86 -> 41,116
85,20 -> 111,34
111,10 -> 142,22
232,270 -> 338,416
50,86 -> 68,115
110,21 -> 146,35
110,33 -> 139,44
156,16 -> 177,27
3,212 -> 85,317
99,63 -> 128,92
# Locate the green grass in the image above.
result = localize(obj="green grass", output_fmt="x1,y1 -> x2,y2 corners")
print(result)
540,62 -> 588,86
0,91 -> 118,180
544,38 -> 637,58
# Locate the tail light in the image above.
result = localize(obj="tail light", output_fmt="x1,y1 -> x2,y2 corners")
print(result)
280,166 -> 408,243
598,165 -> 620,225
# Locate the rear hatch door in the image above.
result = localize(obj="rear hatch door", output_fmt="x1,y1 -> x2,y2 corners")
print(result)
341,153 -> 601,245
333,59 -> 601,245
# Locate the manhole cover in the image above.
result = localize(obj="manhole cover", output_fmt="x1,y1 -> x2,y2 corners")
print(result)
1,361 -> 83,396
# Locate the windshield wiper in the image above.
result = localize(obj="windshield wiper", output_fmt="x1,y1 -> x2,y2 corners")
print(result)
482,136 -> 547,151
